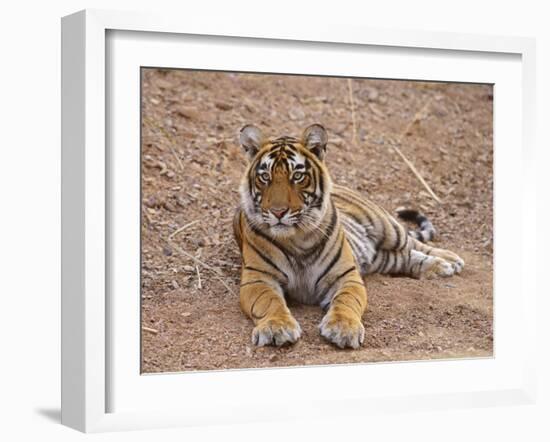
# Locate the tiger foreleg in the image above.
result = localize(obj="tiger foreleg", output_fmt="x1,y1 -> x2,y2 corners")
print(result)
240,279 -> 301,347
319,276 -> 367,349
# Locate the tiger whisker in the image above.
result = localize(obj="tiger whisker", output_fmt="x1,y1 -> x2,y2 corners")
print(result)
297,216 -> 331,240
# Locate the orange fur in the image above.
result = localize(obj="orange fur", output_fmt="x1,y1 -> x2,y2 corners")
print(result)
234,124 -> 463,349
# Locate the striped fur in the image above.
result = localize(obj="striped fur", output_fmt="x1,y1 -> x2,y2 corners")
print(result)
396,208 -> 436,242
234,124 -> 464,349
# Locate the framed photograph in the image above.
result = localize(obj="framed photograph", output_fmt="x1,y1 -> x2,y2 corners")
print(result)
61,9 -> 537,433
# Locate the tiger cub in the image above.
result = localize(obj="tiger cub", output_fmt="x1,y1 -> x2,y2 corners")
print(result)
233,124 -> 464,349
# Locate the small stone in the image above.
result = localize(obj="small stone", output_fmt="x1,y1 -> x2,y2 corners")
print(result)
367,88 -> 379,102
215,101 -> 233,111
182,265 -> 195,272
176,196 -> 189,207
163,201 -> 177,212
162,246 -> 173,257
144,196 -> 160,208
432,103 -> 447,118
171,280 -> 180,290
288,108 -> 305,121
176,107 -> 199,120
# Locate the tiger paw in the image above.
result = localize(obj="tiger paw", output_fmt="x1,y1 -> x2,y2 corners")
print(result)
451,256 -> 465,274
424,258 -> 454,279
252,315 -> 302,347
319,311 -> 365,349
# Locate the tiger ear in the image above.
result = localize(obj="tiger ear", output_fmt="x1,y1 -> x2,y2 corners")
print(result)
239,124 -> 263,160
302,124 -> 328,160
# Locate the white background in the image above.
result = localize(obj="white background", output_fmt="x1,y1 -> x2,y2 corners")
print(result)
0,1 -> 548,441
109,30 -> 524,416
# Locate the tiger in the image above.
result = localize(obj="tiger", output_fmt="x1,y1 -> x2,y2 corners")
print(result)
233,123 -> 464,349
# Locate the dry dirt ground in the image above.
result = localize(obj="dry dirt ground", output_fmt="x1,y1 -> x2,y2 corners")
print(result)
140,68 -> 493,373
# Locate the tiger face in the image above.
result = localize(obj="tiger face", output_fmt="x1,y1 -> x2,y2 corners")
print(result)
239,124 -> 332,238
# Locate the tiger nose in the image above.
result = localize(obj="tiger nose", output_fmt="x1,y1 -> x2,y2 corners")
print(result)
270,207 -> 288,219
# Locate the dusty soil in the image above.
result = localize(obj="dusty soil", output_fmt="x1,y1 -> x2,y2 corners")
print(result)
140,68 -> 493,373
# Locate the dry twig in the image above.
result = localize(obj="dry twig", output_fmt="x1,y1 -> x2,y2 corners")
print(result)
164,136 -> 185,174
143,117 -> 185,174
142,207 -> 154,225
195,265 -> 202,290
142,326 -> 159,335
390,99 -> 442,204
400,100 -> 433,140
390,143 -> 442,204
345,83 -> 441,204
166,239 -> 236,295
168,219 -> 201,239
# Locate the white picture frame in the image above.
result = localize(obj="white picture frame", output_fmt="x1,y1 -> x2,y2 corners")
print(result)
61,9 -> 537,433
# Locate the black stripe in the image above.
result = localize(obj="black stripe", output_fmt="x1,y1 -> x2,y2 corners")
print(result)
390,252 -> 401,273
247,242 -> 288,280
318,266 -> 357,300
340,210 -> 368,233
303,202 -> 338,261
346,291 -> 365,314
384,252 -> 395,273
391,223 -> 401,250
244,266 -> 282,281
248,221 -> 293,265
318,167 -> 324,196
284,146 -> 296,160
314,235 -> 344,289
250,293 -> 273,320
248,169 -> 255,198
332,189 -> 367,208
394,221 -> 406,251
240,280 -> 269,288
416,256 -> 429,274
331,192 -> 379,245
380,251 -> 389,273
308,164 -> 318,202
329,284 -> 365,317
